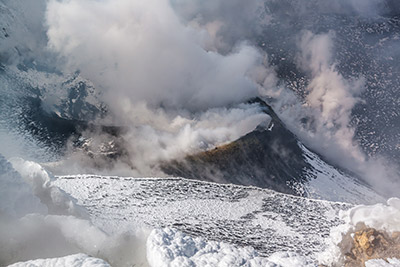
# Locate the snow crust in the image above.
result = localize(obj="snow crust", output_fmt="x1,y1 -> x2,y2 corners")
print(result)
0,155 -> 322,266
1,155 -> 311,267
9,253 -> 110,267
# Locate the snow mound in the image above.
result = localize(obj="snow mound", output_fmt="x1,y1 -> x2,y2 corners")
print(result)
8,253 -> 110,267
344,198 -> 400,233
147,228 -> 313,267
366,258 -> 400,267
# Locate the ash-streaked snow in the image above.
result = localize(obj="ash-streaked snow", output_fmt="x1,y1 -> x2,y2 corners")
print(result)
53,174 -> 351,259
300,143 -> 385,204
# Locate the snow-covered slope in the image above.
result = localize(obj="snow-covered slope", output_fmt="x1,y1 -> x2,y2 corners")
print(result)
53,175 -> 352,260
300,143 -> 385,204
0,155 -> 332,266
2,155 -> 398,266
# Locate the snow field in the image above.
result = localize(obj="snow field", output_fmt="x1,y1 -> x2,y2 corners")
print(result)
1,155 -> 313,266
2,155 -> 400,266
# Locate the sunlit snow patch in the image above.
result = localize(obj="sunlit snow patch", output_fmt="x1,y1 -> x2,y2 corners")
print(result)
147,227 -> 313,267
8,253 -> 111,267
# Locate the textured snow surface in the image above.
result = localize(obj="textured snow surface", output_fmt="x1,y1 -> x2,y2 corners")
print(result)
2,155 -> 398,266
54,175 -> 352,259
8,254 -> 111,267
146,228 -> 314,267
301,144 -> 385,205
0,156 -> 319,266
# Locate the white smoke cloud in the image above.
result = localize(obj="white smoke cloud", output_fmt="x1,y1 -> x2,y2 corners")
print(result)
296,31 -> 400,196
120,104 -> 270,174
48,103 -> 271,177
46,0 -> 263,112
9,158 -> 89,218
170,0 -> 266,54
0,154 -> 149,266
296,30 -> 366,162
43,0 -> 277,176
43,0 -> 399,194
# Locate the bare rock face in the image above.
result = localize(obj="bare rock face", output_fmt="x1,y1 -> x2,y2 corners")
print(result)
161,98 -> 312,196
343,227 -> 400,266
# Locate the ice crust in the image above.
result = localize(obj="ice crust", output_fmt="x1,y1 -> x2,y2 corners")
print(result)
53,174 -> 351,259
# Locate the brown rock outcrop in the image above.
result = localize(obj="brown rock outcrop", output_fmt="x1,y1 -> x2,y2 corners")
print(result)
342,227 -> 400,266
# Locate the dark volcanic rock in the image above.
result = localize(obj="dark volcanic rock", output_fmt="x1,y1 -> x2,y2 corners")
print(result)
162,98 -> 312,195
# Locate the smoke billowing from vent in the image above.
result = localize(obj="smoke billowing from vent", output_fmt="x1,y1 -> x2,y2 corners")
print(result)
21,0 -> 397,195
43,0 -> 275,176
261,29 -> 399,196
46,0 -> 265,112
